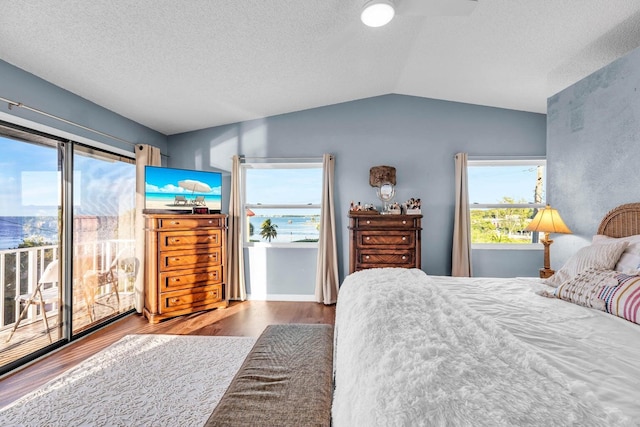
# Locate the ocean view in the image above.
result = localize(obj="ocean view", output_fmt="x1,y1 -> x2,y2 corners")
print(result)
248,215 -> 320,243
0,216 -> 58,250
0,215 -> 319,248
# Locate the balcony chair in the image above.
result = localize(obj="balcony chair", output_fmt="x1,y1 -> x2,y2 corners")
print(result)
81,250 -> 139,322
6,259 -> 59,343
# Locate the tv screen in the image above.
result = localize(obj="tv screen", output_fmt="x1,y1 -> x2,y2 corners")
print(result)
144,166 -> 222,214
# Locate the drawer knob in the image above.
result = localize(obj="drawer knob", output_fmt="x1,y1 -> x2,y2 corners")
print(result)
366,220 -> 371,224
173,239 -> 180,243
171,221 -> 180,225
402,256 -> 407,260
208,220 -> 213,224
402,220 -> 406,224
171,278 -> 181,282
365,255 -> 370,259
366,236 -> 370,240
402,236 -> 406,241
170,298 -> 179,303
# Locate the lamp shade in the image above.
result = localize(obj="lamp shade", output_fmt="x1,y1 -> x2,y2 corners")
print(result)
525,205 -> 572,234
361,0 -> 395,27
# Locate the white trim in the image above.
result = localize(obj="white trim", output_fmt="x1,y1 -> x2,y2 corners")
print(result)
468,157 -> 546,166
471,203 -> 545,209
242,161 -> 322,169
472,243 -> 543,250
244,242 -> 318,248
245,204 -> 321,209
245,293 -> 316,301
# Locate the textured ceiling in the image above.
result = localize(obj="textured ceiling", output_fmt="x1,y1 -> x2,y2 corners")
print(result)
1,0 -> 640,135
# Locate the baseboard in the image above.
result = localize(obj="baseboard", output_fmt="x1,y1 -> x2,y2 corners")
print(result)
245,294 -> 316,302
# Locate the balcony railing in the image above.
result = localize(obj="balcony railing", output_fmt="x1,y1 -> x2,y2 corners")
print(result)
0,239 -> 135,331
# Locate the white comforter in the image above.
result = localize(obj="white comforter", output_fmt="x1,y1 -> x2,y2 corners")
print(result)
332,268 -> 632,427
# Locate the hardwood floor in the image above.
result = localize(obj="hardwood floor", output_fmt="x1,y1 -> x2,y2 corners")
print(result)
0,300 -> 335,408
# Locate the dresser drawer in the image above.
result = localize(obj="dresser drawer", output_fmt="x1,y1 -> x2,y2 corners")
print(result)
159,248 -> 222,271
353,216 -> 420,229
159,265 -> 223,291
156,216 -> 224,230
159,229 -> 222,250
356,251 -> 415,269
159,284 -> 223,313
358,231 -> 414,248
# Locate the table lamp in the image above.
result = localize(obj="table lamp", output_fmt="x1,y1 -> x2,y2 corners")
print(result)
524,205 -> 572,278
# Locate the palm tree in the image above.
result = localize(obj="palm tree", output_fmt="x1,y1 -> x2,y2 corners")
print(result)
260,219 -> 278,242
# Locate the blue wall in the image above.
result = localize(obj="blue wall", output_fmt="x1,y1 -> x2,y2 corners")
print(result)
0,59 -> 167,155
168,94 -> 547,289
0,57 -> 548,296
547,46 -> 640,267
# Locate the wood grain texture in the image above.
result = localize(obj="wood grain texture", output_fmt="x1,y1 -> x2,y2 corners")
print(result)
0,300 -> 335,408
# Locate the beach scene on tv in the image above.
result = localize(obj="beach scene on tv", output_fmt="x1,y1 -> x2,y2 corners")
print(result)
145,166 -> 222,212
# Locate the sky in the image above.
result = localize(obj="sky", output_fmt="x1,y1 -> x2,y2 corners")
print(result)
245,168 -> 322,205
144,165 -> 222,196
468,165 -> 545,204
1,137 -> 135,217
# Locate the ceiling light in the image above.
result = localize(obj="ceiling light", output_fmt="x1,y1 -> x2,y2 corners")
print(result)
361,0 -> 395,28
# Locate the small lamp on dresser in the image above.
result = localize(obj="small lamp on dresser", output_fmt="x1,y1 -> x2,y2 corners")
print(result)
524,205 -> 572,279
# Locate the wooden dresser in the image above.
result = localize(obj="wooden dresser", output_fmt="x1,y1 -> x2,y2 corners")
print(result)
348,213 -> 422,274
143,214 -> 228,323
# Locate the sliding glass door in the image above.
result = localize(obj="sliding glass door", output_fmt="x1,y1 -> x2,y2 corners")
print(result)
0,134 -> 63,367
72,146 -> 135,333
0,124 -> 136,372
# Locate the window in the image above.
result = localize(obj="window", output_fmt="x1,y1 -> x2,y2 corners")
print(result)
468,158 -> 546,246
0,122 -> 136,372
242,162 -> 322,246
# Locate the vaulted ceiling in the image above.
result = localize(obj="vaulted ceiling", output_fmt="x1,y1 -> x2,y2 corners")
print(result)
2,0 -> 640,135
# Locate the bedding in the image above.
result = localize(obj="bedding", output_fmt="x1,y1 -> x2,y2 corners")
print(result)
332,203 -> 640,426
333,269 -> 638,426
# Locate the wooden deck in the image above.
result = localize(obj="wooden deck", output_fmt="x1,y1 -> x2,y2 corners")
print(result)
0,293 -> 135,368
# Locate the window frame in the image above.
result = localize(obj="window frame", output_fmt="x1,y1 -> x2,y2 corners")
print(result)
241,161 -> 322,248
468,157 -> 546,250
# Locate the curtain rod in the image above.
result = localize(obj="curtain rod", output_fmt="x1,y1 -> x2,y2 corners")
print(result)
241,156 -> 323,161
1,95 -> 167,157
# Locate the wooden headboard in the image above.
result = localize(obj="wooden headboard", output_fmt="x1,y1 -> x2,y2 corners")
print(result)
597,203 -> 640,238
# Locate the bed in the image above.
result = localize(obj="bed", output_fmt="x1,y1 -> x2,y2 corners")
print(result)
333,203 -> 640,426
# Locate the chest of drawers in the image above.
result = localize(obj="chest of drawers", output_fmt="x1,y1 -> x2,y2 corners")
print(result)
348,213 -> 422,274
144,214 -> 228,323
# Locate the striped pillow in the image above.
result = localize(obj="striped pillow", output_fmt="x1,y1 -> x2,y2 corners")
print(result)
553,267 -> 617,311
599,273 -> 640,325
545,241 -> 629,287
592,234 -> 640,274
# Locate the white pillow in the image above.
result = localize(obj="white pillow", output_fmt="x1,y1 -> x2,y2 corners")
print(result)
545,241 -> 629,287
592,234 -> 640,274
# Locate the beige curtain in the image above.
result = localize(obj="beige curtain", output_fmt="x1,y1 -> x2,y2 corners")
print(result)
227,155 -> 247,300
134,144 -> 161,312
452,152 -> 472,276
315,154 -> 339,305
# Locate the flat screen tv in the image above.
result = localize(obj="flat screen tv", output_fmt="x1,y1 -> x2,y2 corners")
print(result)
144,166 -> 222,214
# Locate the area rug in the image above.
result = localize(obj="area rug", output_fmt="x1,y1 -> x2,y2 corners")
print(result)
0,334 -> 257,427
